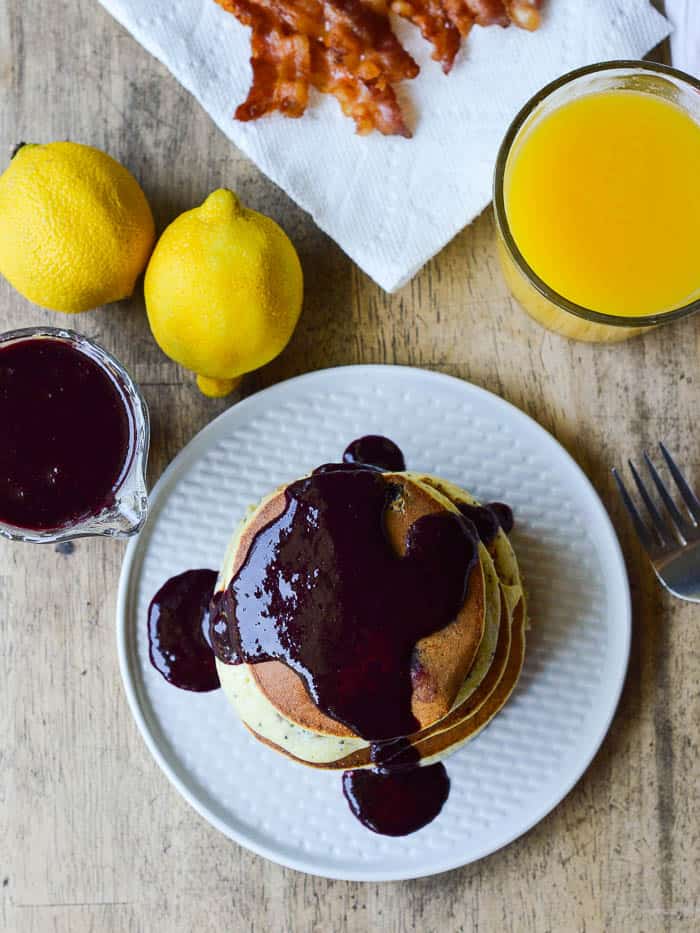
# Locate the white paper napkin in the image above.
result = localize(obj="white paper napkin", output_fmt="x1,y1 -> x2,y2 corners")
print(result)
666,0 -> 700,75
98,0 -> 670,292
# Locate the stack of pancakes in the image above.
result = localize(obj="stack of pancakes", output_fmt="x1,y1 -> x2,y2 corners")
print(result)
215,470 -> 526,769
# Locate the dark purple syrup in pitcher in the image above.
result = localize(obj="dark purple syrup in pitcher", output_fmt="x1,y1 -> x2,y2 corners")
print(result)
0,338 -> 133,530
146,436 -> 514,836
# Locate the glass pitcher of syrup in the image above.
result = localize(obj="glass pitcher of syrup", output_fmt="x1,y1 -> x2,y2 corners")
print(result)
0,327 -> 149,543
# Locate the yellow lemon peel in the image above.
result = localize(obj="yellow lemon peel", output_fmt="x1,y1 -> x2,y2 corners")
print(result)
0,141 -> 155,313
144,188 -> 303,396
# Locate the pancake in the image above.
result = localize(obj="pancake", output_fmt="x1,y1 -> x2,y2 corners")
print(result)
238,576 -> 525,771
215,469 -> 526,771
404,474 -> 527,745
236,592 -> 513,770
216,529 -> 503,765
218,472 -> 487,737
412,474 -> 523,595
417,599 -> 527,765
216,478 -> 507,766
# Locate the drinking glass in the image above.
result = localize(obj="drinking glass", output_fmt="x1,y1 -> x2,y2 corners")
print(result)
493,61 -> 700,342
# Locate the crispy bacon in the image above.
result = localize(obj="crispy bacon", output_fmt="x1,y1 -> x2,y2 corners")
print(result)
390,0 -> 463,73
218,0 -> 417,135
233,4 -> 311,120
218,0 -> 311,124
505,0 -> 541,30
464,0 -> 509,26
267,0 -> 418,81
310,42 -> 413,136
388,0 -> 540,72
215,0 -> 543,135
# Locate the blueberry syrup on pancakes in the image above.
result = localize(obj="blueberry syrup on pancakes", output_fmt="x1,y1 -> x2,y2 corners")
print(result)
148,569 -> 220,692
457,501 -> 514,547
217,463 -> 471,835
488,502 -> 514,535
337,435 -> 512,546
146,437 -> 514,835
220,467 -> 478,739
0,338 -> 134,530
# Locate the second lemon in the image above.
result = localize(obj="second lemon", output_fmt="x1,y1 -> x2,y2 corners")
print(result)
144,189 -> 303,397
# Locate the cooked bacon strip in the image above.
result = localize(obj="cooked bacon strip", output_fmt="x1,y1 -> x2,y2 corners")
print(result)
215,0 -> 544,135
505,0 -> 541,30
463,0 -> 542,28
217,0 -> 415,134
266,0 -> 418,83
240,26 -> 309,121
389,0 -> 540,73
310,42 -> 411,136
243,23 -> 310,119
314,0 -> 417,135
442,0 -> 476,37
219,1 -> 310,120
390,0 -> 463,72
463,0 -> 509,25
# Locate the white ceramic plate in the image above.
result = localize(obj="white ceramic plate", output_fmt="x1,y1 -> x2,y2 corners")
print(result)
117,365 -> 630,881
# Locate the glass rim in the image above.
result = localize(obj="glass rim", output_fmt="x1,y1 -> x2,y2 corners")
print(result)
0,326 -> 150,542
493,60 -> 700,329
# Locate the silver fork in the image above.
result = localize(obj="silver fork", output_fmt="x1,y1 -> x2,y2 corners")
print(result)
612,443 -> 700,603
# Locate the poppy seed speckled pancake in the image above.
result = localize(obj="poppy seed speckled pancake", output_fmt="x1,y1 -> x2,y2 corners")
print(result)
214,469 -> 526,770
216,472 -> 487,737
402,474 -> 526,749
271,593 -> 524,772
238,564 -> 525,770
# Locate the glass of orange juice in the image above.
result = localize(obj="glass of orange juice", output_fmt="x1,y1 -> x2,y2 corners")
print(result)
494,61 -> 700,342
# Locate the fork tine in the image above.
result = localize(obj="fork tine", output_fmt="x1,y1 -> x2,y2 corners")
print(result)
642,451 -> 689,541
612,467 -> 663,556
627,460 -> 674,546
659,443 -> 700,523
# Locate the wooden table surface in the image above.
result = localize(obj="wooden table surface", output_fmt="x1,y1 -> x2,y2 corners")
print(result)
1,2 -> 698,931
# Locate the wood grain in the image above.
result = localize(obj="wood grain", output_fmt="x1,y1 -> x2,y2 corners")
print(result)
1,2 -> 697,931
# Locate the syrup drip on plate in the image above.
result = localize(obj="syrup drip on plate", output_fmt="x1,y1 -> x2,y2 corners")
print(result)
146,436 -> 514,835
148,569 -> 219,692
342,762 -> 450,836
342,434 -> 406,472
343,736 -> 450,835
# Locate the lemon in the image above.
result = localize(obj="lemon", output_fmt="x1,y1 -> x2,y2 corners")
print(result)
0,142 -> 155,313
144,189 -> 303,397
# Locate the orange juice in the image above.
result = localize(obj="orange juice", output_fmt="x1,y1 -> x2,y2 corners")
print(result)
504,89 -> 700,319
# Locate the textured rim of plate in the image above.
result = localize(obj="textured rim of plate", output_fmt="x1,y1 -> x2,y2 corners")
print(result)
116,364 -> 631,882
